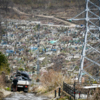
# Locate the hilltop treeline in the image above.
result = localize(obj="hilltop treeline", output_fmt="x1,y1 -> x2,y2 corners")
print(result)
0,0 -> 98,9
12,0 -> 86,9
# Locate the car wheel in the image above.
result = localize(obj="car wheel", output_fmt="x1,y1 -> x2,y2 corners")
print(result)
23,88 -> 28,93
17,88 -> 20,92
24,91 -> 28,93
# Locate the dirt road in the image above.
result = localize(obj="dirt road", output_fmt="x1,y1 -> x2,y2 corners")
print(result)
9,7 -> 75,26
3,92 -> 49,100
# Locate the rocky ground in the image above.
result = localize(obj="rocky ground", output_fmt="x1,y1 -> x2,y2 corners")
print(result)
0,89 -> 12,99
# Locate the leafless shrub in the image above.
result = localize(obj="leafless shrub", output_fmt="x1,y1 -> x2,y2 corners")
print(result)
0,75 -> 5,88
60,36 -> 72,42
51,55 -> 65,71
91,88 -> 100,100
40,69 -> 71,91
0,91 -> 4,99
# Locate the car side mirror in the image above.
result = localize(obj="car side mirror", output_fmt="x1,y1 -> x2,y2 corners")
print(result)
29,79 -> 31,81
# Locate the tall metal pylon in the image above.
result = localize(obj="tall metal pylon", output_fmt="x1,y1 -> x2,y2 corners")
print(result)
68,0 -> 100,83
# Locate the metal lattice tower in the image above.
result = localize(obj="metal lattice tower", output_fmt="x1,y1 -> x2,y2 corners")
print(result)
68,0 -> 100,83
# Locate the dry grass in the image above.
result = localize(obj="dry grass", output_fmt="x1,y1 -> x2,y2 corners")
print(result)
40,69 -> 71,91
32,70 -> 72,94
90,88 -> 100,100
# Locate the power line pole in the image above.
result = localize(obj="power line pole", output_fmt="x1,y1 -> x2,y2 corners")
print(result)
99,0 -> 100,27
0,14 -> 1,41
37,24 -> 40,75
68,0 -> 100,83
5,0 -> 9,43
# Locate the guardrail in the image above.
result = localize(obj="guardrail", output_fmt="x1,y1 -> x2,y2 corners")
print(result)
63,82 -> 81,100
